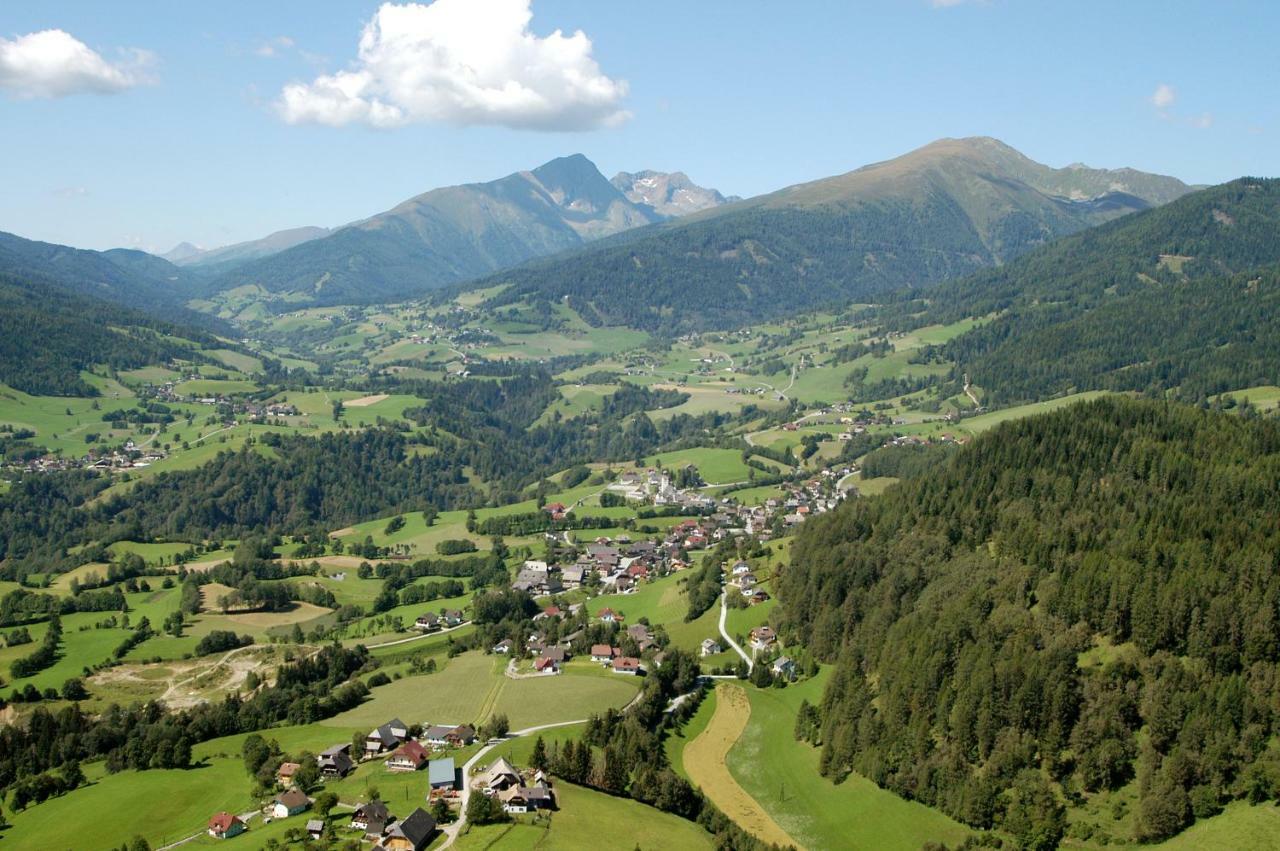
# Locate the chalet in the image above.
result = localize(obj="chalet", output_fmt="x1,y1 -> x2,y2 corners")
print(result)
749,626 -> 777,652
318,744 -> 354,777
276,761 -> 301,787
479,757 -> 522,793
751,589 -> 771,605
366,719 -> 408,754
700,638 -> 722,657
306,819 -> 325,840
207,812 -> 246,839
442,609 -> 465,627
596,608 -> 623,623
534,655 -> 559,673
492,638 -> 514,654
414,612 -> 440,631
534,605 -> 562,621
560,564 -> 588,588
350,800 -> 393,834
590,644 -> 617,663
613,576 -> 635,594
772,656 -> 798,681
381,807 -> 437,851
626,624 -> 653,643
446,725 -> 477,747
272,788 -> 310,819
498,784 -> 553,813
428,757 -> 458,792
611,656 -> 642,675
731,561 -> 751,576
387,740 -> 429,772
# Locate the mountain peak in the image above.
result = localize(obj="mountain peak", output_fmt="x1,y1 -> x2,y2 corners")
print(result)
610,169 -> 738,217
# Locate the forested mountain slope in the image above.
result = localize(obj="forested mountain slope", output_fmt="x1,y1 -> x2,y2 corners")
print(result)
209,154 -> 661,305
0,268 -> 219,396
475,138 -> 1190,332
778,397 -> 1280,846
910,178 -> 1280,404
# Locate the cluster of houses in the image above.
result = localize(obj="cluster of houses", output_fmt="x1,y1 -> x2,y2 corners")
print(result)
474,757 -> 556,814
605,468 -> 716,510
727,560 -> 771,605
16,442 -> 169,474
412,608 -> 467,632
207,717 -> 474,846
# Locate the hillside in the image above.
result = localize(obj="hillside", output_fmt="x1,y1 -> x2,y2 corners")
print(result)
474,138 -> 1193,332
163,225 -> 331,272
0,268 -> 218,396
913,178 -> 1280,404
0,231 -> 202,325
208,154 -> 663,306
778,397 -> 1280,846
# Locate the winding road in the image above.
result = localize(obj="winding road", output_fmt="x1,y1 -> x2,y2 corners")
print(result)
718,592 -> 754,672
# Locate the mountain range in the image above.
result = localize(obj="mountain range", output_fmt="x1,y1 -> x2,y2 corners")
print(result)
476,137 -> 1198,332
610,170 -> 740,216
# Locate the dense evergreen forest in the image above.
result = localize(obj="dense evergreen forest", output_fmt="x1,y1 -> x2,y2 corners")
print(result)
777,398 -> 1280,845
897,178 -> 1280,404
0,269 -> 216,396
479,197 -> 1056,333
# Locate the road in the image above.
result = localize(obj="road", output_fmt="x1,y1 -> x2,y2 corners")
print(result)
718,592 -> 753,672
364,619 -> 472,649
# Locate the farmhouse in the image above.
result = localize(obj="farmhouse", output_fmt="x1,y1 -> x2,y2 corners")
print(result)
590,643 -> 617,663
366,719 -> 408,754
772,656 -> 798,681
387,740 -> 429,772
596,607 -> 623,623
492,638 -> 513,654
478,757 -> 522,793
272,788 -> 310,819
318,744 -> 354,777
611,656 -> 642,675
414,612 -> 440,631
749,626 -> 777,651
276,761 -> 300,787
207,812 -> 246,839
701,638 -> 722,657
381,807 -> 437,851
350,799 -> 393,834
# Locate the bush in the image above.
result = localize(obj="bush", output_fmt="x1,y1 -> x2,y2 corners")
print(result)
193,630 -> 253,656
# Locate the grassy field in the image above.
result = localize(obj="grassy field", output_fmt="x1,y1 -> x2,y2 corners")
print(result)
453,781 -> 715,850
321,651 -> 639,731
725,673 -> 971,850
958,391 -> 1110,434
645,447 -> 751,485
684,683 -> 798,847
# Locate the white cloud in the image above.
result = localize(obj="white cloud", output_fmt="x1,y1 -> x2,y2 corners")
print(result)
53,186 -> 89,199
0,29 -> 152,98
1151,83 -> 1176,109
277,0 -> 629,131
1190,112 -> 1213,129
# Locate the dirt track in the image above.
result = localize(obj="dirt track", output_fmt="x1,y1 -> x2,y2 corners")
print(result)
684,683 -> 801,849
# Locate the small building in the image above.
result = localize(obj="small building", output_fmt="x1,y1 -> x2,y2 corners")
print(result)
366,719 -> 408,754
479,757 -> 522,793
429,757 -> 458,792
276,761 -> 301,787
590,643 -> 616,663
772,656 -> 798,681
534,656 -> 559,673
446,725 -> 476,747
305,818 -> 325,840
596,608 -> 623,623
492,638 -> 513,654
700,638 -> 722,657
749,626 -> 777,652
387,740 -> 429,772
318,744 -> 354,778
381,807 -> 437,851
207,812 -> 246,839
272,788 -> 310,819
611,657 -> 642,675
414,612 -> 440,631
350,799 -> 393,835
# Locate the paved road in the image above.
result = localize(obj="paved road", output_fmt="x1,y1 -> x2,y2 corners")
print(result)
718,592 -> 753,672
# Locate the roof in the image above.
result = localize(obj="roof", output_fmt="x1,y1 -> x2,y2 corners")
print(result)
612,656 -> 641,672
482,757 -> 521,785
424,724 -> 455,739
208,812 -> 242,831
387,807 -> 437,846
428,758 -> 456,785
391,740 -> 428,762
306,819 -> 325,832
277,761 -> 300,776
276,788 -> 310,808
354,800 -> 391,822
590,643 -> 615,657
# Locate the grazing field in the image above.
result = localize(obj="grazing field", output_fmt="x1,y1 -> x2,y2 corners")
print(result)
1152,800 -> 1280,849
726,673 -> 971,850
684,683 -> 798,848
958,390 -> 1110,434
0,758 -> 251,851
853,475 -> 899,496
320,651 -> 639,731
645,447 -> 750,485
453,781 -> 715,850
665,687 -> 717,780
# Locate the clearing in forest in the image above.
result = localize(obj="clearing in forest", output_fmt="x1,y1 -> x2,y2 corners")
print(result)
344,393 -> 390,407
684,683 -> 801,849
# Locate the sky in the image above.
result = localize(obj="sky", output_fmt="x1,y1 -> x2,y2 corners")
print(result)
1,0 -> 1277,252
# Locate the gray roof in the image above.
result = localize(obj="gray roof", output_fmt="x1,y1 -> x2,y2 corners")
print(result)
387,807 -> 437,846
428,758 -> 457,786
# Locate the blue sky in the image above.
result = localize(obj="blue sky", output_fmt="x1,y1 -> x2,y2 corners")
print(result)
1,0 -> 1277,252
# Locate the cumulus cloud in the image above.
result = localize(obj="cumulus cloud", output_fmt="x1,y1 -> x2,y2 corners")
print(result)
0,29 -> 152,98
277,0 -> 629,131
1151,83 -> 1176,109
